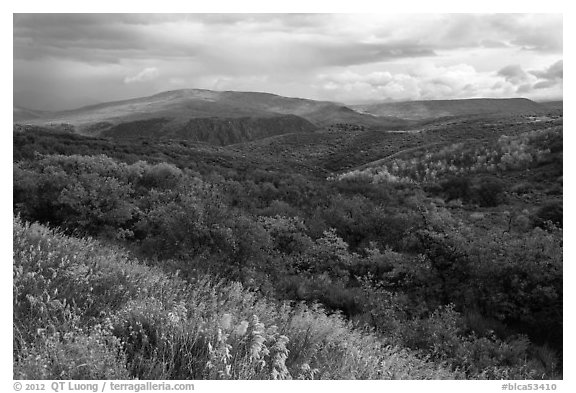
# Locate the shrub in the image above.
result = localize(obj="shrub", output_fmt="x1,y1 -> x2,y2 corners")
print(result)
13,155 -> 141,238
510,182 -> 533,195
138,162 -> 183,190
412,207 -> 563,351
440,177 -> 471,202
470,177 -> 506,207
533,201 -> 563,228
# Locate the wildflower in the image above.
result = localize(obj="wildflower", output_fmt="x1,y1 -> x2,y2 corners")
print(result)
234,320 -> 249,337
167,311 -> 180,325
220,313 -> 232,330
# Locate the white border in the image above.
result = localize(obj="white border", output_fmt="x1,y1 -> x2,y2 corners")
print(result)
3,3 -> 571,392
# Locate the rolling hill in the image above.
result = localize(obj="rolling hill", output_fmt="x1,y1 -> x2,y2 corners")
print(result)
540,101 -> 563,111
352,98 -> 549,120
13,89 -> 407,145
13,107 -> 49,122
14,92 -> 557,146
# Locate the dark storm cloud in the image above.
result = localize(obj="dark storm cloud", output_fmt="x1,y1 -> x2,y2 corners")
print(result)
13,14 -> 206,63
13,13 -> 562,66
13,13 -> 434,67
14,14 -> 140,48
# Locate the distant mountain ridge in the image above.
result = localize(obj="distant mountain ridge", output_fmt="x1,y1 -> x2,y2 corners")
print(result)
14,90 -> 558,146
14,89 -> 409,145
352,98 -> 551,120
13,107 -> 49,122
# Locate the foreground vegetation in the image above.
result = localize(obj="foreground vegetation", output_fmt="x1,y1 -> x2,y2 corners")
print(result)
13,114 -> 563,379
14,217 -> 462,379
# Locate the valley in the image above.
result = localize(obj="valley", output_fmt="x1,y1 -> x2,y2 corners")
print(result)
13,90 -> 563,380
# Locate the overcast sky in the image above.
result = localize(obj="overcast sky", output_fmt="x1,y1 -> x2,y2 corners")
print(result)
13,13 -> 563,111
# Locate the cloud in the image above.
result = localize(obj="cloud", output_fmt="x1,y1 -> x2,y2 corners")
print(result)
124,67 -> 159,84
365,14 -> 562,53
530,61 -> 562,90
517,84 -> 533,94
530,60 -> 563,81
533,80 -> 557,90
316,63 -> 510,102
14,14 -> 561,66
494,60 -> 563,96
13,14 -> 563,110
509,16 -> 563,52
497,65 -> 531,85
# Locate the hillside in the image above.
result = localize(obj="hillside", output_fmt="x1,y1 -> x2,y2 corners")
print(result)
540,101 -> 563,110
231,112 -> 562,173
13,108 -> 563,380
13,89 -> 408,145
352,98 -> 548,120
14,217 -> 465,380
97,115 -> 319,145
13,106 -> 48,122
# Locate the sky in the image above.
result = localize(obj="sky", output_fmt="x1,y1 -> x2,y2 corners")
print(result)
13,13 -> 563,111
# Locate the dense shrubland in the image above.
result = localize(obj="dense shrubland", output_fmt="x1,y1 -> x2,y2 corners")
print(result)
14,218 -> 461,379
13,123 -> 563,379
337,126 -> 562,184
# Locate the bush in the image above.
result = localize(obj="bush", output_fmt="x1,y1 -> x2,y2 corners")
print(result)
470,177 -> 506,207
440,177 -> 471,202
13,155 -> 141,238
396,305 -> 547,379
533,201 -> 563,228
438,176 -> 505,207
138,162 -> 183,190
412,207 -> 563,351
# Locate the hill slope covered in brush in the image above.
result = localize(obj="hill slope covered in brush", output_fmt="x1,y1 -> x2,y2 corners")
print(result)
13,97 -> 563,380
13,89 -> 409,145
